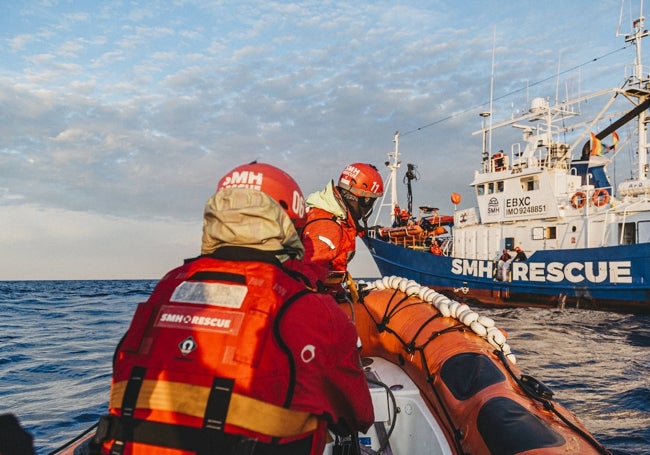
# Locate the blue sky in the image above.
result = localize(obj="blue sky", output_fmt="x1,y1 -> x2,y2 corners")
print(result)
0,0 -> 643,279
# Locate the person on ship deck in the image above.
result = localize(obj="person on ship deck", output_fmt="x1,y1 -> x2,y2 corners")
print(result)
512,246 -> 527,261
430,239 -> 443,255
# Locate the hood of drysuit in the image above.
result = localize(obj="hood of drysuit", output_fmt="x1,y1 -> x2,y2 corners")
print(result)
201,187 -> 304,261
306,180 -> 348,221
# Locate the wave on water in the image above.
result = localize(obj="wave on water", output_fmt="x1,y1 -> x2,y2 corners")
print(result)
0,280 -> 157,453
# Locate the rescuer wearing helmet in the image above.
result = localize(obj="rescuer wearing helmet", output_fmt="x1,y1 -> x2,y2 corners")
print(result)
301,163 -> 384,296
95,162 -> 373,454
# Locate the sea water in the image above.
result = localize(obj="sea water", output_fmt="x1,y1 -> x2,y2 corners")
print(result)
0,280 -> 648,454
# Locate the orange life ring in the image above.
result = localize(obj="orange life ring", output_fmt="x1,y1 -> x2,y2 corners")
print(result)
570,191 -> 587,209
592,189 -> 610,207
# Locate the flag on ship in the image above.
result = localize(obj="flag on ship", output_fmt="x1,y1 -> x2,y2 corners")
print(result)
590,131 -> 618,156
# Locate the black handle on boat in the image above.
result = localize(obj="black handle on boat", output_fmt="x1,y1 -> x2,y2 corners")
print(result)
519,374 -> 554,400
46,422 -> 98,455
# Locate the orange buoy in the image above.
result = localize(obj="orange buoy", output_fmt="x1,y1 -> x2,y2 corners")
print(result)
571,191 -> 587,209
592,189 -> 610,207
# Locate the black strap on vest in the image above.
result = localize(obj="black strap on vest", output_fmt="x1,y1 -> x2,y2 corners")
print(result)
189,246 -> 315,291
109,374 -> 237,453
204,377 -> 235,431
102,373 -> 312,454
183,246 -> 285,267
189,270 -> 247,284
109,366 -> 146,454
121,366 -> 146,419
207,246 -> 285,266
198,377 -> 235,455
100,416 -> 312,454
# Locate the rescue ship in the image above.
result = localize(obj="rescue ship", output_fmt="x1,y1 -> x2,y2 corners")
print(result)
51,276 -> 608,455
363,15 -> 650,313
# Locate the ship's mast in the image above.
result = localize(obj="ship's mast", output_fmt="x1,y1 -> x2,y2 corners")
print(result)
389,132 -> 401,225
625,13 -> 650,180
373,131 -> 401,226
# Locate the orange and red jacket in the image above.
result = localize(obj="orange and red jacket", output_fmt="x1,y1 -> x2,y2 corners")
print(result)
301,207 -> 358,285
101,247 -> 373,454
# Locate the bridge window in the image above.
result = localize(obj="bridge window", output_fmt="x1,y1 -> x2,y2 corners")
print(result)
533,226 -> 556,240
520,176 -> 539,191
640,221 -> 650,243
619,222 -> 636,245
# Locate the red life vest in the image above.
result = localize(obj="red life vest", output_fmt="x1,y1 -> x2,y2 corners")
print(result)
100,248 -> 324,454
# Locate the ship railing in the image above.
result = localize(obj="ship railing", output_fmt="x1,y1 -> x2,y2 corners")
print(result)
439,237 -> 453,256
512,148 -> 559,172
371,224 -> 457,256
376,224 -> 428,248
625,63 -> 650,86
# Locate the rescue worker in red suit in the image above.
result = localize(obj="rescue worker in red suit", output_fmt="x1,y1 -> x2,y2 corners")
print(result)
301,163 -> 384,296
93,162 -> 373,455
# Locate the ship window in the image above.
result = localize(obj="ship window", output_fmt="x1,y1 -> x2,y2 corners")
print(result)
488,182 -> 494,194
619,222 -> 636,245
496,181 -> 504,192
639,221 -> 650,243
477,184 -> 485,196
546,226 -> 557,239
520,176 -> 539,191
533,227 -> 557,239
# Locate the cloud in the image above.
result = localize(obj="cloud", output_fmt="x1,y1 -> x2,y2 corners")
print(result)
8,34 -> 35,52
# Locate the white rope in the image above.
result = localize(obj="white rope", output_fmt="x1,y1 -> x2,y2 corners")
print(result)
360,275 -> 517,364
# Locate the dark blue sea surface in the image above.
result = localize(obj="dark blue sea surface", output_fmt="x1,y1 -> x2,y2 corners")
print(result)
1,280 -> 648,454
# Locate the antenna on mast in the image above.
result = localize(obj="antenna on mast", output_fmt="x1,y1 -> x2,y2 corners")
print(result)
481,27 -> 497,169
373,131 -> 401,226
624,8 -> 649,181
488,26 -> 496,155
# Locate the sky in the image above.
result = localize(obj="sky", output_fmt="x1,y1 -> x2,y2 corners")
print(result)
0,0 -> 645,280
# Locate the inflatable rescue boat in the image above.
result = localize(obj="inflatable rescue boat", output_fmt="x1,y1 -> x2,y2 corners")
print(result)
51,276 -> 608,455
340,276 -> 609,454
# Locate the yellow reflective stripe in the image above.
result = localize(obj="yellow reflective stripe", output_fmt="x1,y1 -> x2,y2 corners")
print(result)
111,379 -> 210,417
110,380 -> 318,438
228,393 -> 318,437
